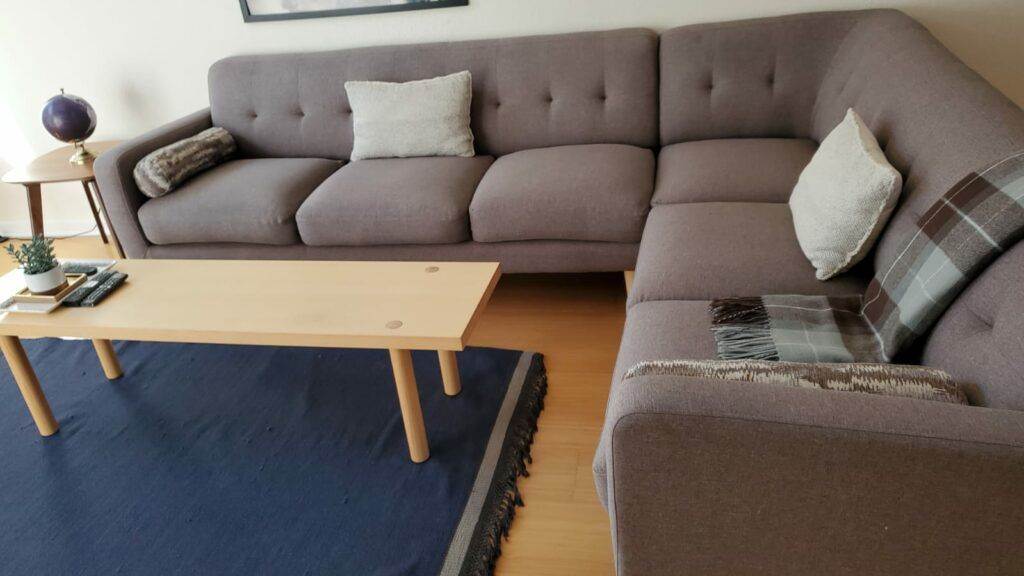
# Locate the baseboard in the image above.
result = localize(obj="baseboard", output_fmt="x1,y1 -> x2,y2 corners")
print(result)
0,220 -> 100,240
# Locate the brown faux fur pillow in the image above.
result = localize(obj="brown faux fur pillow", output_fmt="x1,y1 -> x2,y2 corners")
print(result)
133,127 -> 236,198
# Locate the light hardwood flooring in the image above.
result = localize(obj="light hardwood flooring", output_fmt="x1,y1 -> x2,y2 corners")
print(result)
0,236 -> 623,576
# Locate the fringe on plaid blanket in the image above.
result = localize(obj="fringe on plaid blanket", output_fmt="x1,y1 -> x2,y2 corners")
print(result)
711,151 -> 1024,364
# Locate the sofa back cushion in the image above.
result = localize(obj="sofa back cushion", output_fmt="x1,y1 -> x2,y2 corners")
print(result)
920,243 -> 1024,410
208,29 -> 658,160
659,11 -> 862,145
808,11 -> 1024,407
811,11 -> 1024,279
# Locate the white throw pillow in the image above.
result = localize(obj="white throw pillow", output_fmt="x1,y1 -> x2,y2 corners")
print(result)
790,108 -> 903,280
345,71 -> 475,160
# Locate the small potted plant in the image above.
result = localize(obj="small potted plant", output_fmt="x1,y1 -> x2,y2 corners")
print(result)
5,236 -> 67,295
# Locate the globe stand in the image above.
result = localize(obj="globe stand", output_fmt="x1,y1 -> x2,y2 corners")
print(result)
69,141 -> 94,166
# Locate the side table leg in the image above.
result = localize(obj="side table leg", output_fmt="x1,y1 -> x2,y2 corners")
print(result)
24,184 -> 44,238
81,181 -> 109,244
438,350 -> 462,396
0,335 -> 59,436
389,349 -> 429,463
92,339 -> 123,379
86,180 -> 126,259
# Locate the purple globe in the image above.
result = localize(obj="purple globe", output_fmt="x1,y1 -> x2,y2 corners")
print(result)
41,90 -> 96,143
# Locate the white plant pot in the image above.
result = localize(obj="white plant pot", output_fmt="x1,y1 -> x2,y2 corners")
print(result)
23,266 -> 67,295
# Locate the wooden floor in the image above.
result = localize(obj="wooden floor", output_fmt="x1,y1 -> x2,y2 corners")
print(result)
0,236 -> 624,576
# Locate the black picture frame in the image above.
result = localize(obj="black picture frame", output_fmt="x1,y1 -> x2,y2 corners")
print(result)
239,0 -> 468,22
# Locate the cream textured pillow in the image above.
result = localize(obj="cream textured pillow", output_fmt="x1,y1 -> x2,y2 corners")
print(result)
345,71 -> 475,160
790,108 -> 903,280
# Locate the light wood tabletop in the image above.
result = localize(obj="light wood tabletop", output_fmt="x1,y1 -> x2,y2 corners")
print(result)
2,141 -> 121,185
0,259 -> 501,462
0,259 -> 501,350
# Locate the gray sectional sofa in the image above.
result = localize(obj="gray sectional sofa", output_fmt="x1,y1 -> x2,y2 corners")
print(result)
95,9 -> 1024,575
96,27 -> 659,271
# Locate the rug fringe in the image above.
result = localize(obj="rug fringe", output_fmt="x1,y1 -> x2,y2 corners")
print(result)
461,353 -> 548,576
709,297 -> 780,361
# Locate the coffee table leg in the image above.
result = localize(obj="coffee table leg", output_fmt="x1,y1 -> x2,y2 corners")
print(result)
0,335 -> 59,436
438,351 -> 461,397
92,339 -> 123,379
389,349 -> 429,463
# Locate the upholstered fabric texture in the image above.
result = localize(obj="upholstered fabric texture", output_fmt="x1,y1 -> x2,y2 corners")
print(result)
144,240 -> 640,274
470,144 -> 655,243
659,11 -> 864,145
345,71 -> 475,160
713,152 -> 1024,365
604,377 -> 1024,576
922,241 -> 1024,410
624,359 -> 967,405
297,156 -> 493,246
94,109 -> 214,258
132,127 -> 236,199
809,12 -> 1024,285
590,298 -> 1023,504
208,29 -> 658,159
629,203 -> 869,305
138,158 -> 340,245
791,108 -> 903,280
654,139 -> 816,204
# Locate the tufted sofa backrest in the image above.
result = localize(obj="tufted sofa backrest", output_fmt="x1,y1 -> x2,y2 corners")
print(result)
810,11 -> 1024,278
809,11 -> 1024,408
659,10 -> 1024,406
658,11 -> 864,145
920,243 -> 1024,410
208,29 -> 658,160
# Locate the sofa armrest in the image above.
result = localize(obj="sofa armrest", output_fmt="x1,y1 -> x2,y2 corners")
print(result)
93,109 -> 212,258
605,374 -> 1024,576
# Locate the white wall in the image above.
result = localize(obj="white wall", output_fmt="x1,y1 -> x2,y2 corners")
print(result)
1,0 -> 1021,236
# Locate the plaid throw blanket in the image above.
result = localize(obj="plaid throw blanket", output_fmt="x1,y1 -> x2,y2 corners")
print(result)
711,151 -> 1024,363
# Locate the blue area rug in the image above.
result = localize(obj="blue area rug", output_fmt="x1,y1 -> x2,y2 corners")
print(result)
0,339 -> 546,575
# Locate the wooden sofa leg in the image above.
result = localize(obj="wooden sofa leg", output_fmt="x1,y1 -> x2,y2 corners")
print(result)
624,270 -> 634,296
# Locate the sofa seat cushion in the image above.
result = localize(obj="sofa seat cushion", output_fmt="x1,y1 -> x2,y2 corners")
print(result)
138,158 -> 340,245
470,144 -> 655,243
654,138 -> 817,204
630,203 -> 868,305
297,156 -> 493,246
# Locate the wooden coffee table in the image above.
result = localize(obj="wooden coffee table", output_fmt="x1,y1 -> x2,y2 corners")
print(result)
0,260 -> 501,463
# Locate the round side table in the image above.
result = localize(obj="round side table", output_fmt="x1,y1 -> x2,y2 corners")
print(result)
2,141 -> 125,257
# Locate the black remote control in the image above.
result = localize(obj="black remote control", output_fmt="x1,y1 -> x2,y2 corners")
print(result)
62,271 -> 115,307
62,264 -> 99,276
81,272 -> 128,307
